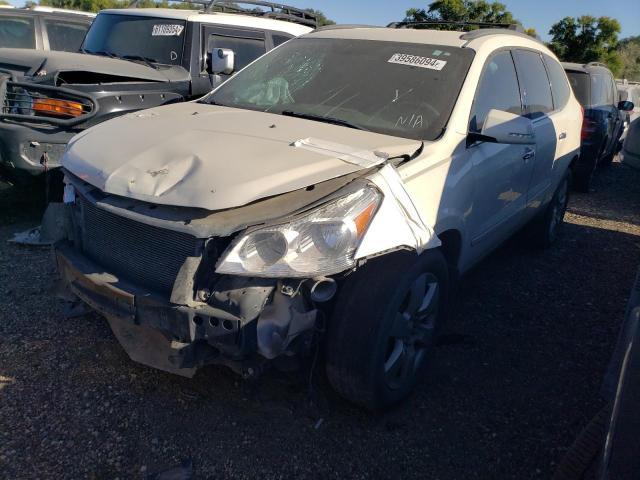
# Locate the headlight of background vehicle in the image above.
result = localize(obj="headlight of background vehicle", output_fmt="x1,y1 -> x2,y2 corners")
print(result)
216,187 -> 381,278
32,98 -> 84,118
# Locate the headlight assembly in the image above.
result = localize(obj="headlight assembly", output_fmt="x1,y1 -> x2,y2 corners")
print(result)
216,186 -> 381,278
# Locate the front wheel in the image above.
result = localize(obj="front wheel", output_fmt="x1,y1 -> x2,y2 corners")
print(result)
325,249 -> 450,411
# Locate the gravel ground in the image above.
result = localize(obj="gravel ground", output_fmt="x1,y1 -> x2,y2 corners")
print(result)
1,161 -> 639,479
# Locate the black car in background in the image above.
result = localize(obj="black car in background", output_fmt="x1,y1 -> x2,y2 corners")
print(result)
554,268 -> 640,480
563,62 -> 634,192
0,6 -> 94,52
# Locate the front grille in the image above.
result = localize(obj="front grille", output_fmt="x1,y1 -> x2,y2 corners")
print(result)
79,197 -> 200,294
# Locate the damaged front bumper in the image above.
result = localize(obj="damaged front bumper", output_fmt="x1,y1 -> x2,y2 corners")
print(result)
54,241 -> 319,378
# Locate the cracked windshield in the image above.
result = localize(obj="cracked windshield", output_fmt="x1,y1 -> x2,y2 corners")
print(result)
207,38 -> 474,140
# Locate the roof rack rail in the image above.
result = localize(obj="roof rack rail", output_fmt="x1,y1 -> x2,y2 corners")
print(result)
388,20 -> 524,32
315,24 -> 380,32
127,0 -> 317,28
586,62 -> 607,68
460,28 -> 541,43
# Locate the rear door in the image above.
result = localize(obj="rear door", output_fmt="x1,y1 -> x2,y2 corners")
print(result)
542,54 -> 579,187
512,49 -> 557,208
590,72 -> 615,155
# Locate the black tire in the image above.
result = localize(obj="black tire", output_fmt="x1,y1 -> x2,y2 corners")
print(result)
573,169 -> 592,193
599,148 -> 615,167
527,172 -> 570,249
553,403 -> 611,480
325,249 -> 450,411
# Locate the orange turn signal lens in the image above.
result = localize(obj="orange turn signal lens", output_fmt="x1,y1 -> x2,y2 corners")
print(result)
32,98 -> 84,118
354,201 -> 378,237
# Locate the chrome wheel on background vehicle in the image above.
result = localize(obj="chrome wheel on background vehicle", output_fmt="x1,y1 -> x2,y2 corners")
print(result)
385,274 -> 440,390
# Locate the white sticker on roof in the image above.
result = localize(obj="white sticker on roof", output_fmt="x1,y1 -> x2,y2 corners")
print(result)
388,53 -> 447,71
152,24 -> 184,36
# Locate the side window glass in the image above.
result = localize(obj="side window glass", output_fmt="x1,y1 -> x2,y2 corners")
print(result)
272,34 -> 292,47
513,50 -> 554,118
591,74 -> 607,107
0,15 -> 35,49
606,76 -> 615,105
543,55 -> 571,110
44,19 -> 90,52
470,50 -> 522,133
206,34 -> 266,72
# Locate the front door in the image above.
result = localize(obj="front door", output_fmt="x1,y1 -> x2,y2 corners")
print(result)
465,50 -> 534,250
200,25 -> 267,88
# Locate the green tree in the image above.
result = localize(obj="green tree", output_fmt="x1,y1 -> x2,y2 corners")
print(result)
404,1 -> 535,35
304,8 -> 335,27
617,36 -> 640,81
548,16 -> 622,75
406,1 -> 517,27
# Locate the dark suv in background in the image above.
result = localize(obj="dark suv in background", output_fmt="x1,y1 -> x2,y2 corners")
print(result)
0,6 -> 94,52
563,62 -> 634,192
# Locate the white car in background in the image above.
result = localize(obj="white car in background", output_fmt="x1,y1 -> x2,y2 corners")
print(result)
55,23 -> 582,410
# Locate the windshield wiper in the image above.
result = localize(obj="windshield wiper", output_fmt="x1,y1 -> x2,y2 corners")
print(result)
121,55 -> 160,69
281,110 -> 368,131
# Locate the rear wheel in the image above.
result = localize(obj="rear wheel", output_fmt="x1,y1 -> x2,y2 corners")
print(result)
527,173 -> 570,248
325,249 -> 449,411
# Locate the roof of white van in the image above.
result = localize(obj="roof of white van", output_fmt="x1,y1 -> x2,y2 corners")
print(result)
99,8 -> 313,36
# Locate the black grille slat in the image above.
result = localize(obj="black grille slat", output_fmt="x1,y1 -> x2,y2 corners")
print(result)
79,197 -> 199,294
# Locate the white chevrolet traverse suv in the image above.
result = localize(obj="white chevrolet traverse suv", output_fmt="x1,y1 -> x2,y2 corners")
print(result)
55,24 -> 582,410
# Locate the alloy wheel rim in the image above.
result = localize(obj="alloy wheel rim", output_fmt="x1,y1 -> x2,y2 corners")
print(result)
549,179 -> 569,239
384,273 -> 440,390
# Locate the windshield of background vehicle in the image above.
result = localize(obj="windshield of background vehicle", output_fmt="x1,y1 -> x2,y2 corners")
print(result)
82,14 -> 185,65
566,71 -> 590,107
205,38 -> 475,141
0,15 -> 35,49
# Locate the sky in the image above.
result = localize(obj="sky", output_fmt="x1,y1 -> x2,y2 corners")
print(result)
9,0 -> 640,40
282,0 -> 640,41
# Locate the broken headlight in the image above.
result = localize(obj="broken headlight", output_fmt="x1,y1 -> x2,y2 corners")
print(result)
216,187 -> 381,278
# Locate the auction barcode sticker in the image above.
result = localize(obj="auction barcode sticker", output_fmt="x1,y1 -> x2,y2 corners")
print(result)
388,54 -> 447,71
152,24 -> 185,36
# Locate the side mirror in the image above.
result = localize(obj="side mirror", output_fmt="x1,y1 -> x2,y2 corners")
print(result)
209,48 -> 235,75
618,100 -> 634,112
470,109 -> 536,145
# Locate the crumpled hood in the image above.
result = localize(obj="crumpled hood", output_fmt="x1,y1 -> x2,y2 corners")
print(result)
0,48 -> 176,82
63,103 -> 422,211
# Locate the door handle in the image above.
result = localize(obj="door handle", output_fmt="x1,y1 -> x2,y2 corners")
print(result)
559,132 -> 567,140
522,148 -> 535,161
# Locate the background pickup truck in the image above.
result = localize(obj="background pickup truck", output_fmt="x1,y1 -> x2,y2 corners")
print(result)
0,0 -> 315,184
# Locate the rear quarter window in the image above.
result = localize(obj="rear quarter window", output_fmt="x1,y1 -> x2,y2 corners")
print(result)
0,15 -> 35,49
543,55 -> 571,110
566,71 -> 589,106
590,73 -> 614,107
272,34 -> 292,47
